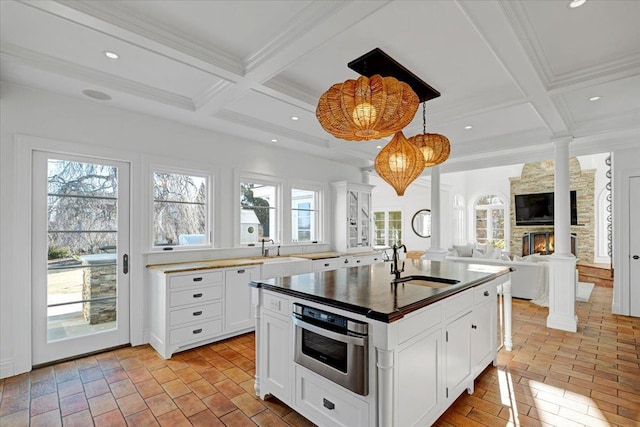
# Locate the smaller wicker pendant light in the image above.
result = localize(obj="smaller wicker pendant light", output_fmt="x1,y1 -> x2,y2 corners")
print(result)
374,131 -> 425,196
316,74 -> 419,141
408,102 -> 450,167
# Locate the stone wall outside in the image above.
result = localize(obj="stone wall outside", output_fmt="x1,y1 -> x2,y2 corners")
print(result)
509,158 -> 595,263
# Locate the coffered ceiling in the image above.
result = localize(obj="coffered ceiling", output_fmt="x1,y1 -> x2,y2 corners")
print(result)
2,0 -> 639,172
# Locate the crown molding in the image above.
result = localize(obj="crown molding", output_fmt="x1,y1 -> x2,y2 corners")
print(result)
214,109 -> 330,148
192,80 -> 235,111
53,0 -> 243,76
243,1 -> 349,74
1,42 -> 195,110
262,75 -> 319,108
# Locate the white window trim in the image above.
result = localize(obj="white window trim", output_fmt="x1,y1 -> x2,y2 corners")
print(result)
471,193 -> 508,250
236,171 -> 283,247
149,163 -> 213,252
288,180 -> 326,245
372,208 -> 403,248
452,194 -> 466,246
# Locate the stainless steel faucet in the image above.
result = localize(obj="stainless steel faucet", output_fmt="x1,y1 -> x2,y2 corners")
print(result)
261,238 -> 274,256
390,244 -> 407,279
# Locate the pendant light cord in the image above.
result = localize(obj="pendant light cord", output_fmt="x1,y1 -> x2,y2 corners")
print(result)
422,102 -> 427,134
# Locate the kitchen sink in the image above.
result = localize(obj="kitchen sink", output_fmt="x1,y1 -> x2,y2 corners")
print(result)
259,256 -> 307,264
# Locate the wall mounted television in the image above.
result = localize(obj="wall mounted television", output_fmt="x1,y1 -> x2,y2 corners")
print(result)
515,191 -> 577,226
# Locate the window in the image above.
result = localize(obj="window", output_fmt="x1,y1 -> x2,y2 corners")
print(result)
453,194 -> 466,245
474,194 -> 505,249
153,170 -> 209,248
373,210 -> 402,247
241,180 -> 278,244
291,188 -> 319,242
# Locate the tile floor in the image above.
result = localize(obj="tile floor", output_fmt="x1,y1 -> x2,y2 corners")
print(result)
0,286 -> 638,426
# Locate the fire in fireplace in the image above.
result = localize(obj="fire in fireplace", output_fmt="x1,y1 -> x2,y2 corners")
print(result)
522,231 -> 577,256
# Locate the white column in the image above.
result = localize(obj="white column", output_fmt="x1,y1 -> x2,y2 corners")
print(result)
423,166 -> 447,260
547,137 -> 578,332
361,169 -> 371,185
376,347 -> 394,427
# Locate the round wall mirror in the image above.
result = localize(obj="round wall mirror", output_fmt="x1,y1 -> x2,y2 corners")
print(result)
412,209 -> 431,238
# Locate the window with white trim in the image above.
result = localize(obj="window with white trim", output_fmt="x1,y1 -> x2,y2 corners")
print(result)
291,188 -> 320,242
453,194 -> 466,245
474,194 -> 505,249
373,210 -> 402,247
153,170 -> 210,248
241,179 -> 279,244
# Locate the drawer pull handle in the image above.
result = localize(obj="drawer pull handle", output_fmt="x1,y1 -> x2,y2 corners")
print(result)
323,398 -> 335,410
356,260 -> 361,263
472,324 -> 477,329
193,277 -> 203,282
324,263 -> 330,267
193,293 -> 203,298
484,291 -> 490,297
237,269 -> 245,274
193,311 -> 203,316
193,328 -> 203,334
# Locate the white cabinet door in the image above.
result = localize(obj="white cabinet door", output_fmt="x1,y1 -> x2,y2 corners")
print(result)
471,299 -> 495,376
397,328 -> 442,426
260,312 -> 292,404
225,267 -> 258,332
445,311 -> 472,401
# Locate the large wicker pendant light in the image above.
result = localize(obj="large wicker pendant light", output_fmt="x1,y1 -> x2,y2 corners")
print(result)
374,131 -> 425,196
316,74 -> 419,141
408,102 -> 450,167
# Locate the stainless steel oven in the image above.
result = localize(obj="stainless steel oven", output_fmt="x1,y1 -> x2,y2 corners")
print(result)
292,303 -> 368,395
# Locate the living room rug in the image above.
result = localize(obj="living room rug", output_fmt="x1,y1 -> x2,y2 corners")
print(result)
576,282 -> 595,302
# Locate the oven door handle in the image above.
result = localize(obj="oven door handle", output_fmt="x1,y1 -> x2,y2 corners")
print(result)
292,316 -> 367,347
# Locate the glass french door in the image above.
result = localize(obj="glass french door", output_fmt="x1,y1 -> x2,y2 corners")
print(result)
32,151 -> 130,365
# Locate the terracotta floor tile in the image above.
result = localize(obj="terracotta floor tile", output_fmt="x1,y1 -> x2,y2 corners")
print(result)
117,392 -> 148,417
127,367 -> 153,384
119,356 -> 144,371
251,409 -> 291,427
84,378 -> 110,398
219,409 -> 258,427
0,393 -> 30,416
214,378 -> 245,399
30,366 -> 55,384
57,379 -> 84,398
202,392 -> 237,417
125,408 -> 160,427
61,408 -> 93,427
88,392 -> 118,417
161,378 -> 191,399
30,408 -> 62,427
54,367 -> 79,384
136,378 -> 164,399
31,378 -> 57,398
185,357 -> 212,373
188,409 -> 224,427
30,391 -> 59,416
145,392 -> 177,417
79,366 -> 104,383
59,392 -> 89,417
188,378 -> 217,399
104,366 -> 129,384
262,397 -> 293,418
200,367 -> 227,384
93,408 -> 126,427
173,392 -> 206,417
174,366 -> 201,383
156,408 -> 192,427
110,378 -> 137,399
0,409 -> 29,427
223,367 -> 251,384
231,392 -> 266,418
150,367 -> 177,384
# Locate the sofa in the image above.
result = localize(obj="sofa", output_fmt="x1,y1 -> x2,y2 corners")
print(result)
444,244 -> 548,300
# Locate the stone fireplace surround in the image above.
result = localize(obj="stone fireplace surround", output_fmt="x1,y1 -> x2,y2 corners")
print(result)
509,158 -> 595,263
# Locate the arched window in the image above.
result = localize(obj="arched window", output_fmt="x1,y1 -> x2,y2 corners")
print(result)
474,194 -> 505,249
453,194 -> 465,245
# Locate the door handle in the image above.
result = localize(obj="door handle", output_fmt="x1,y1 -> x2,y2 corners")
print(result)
633,255 -> 639,260
123,254 -> 129,275
484,291 -> 490,296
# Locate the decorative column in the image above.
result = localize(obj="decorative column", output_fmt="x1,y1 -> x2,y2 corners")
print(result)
423,166 -> 447,260
547,136 -> 578,332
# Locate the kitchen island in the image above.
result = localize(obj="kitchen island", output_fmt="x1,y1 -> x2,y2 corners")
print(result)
250,259 -> 511,427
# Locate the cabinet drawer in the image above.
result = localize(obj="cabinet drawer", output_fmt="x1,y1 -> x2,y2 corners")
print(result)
443,288 -> 473,320
399,304 -> 442,344
169,301 -> 222,327
169,284 -> 223,308
474,282 -> 497,304
169,270 -> 223,289
313,258 -> 342,272
169,319 -> 223,345
295,367 -> 369,427
263,292 -> 289,316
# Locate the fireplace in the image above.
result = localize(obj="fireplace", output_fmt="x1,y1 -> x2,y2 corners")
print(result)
522,232 -> 577,256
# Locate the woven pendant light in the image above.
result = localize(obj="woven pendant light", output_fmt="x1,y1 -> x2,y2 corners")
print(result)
316,74 -> 419,141
374,131 -> 425,196
408,102 -> 450,167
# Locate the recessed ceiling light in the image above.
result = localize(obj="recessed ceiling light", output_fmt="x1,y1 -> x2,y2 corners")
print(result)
82,89 -> 112,101
291,116 -> 299,121
569,0 -> 586,8
104,51 -> 119,60
464,125 -> 473,130
271,139 -> 278,143
589,96 -> 601,101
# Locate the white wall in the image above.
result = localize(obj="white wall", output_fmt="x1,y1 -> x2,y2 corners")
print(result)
0,82 -> 362,378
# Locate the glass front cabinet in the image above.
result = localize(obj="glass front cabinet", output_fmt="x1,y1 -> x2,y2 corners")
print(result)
332,181 -> 374,253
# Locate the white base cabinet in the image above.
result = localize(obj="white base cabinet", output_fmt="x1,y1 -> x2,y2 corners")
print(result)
149,266 -> 258,359
253,273 -> 507,427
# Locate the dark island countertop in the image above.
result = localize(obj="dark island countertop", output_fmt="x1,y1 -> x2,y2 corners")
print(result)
250,260 -> 509,322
